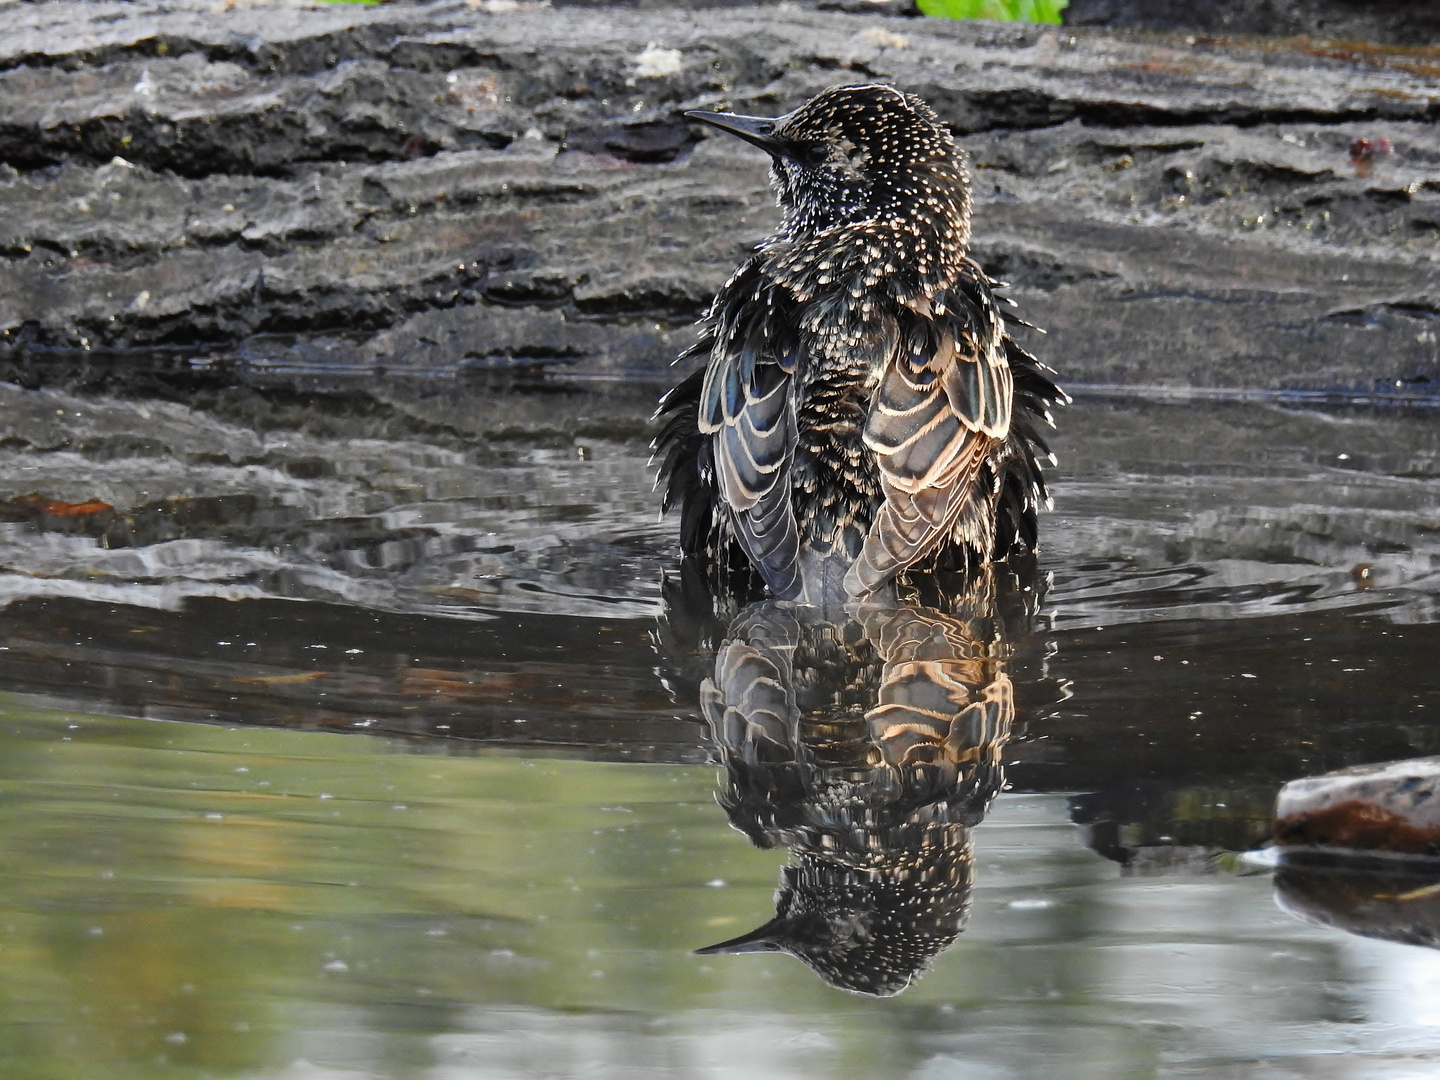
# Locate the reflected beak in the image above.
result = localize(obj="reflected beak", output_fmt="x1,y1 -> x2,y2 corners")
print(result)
695,917 -> 788,955
684,110 -> 784,156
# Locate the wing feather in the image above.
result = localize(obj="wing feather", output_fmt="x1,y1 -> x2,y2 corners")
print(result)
699,275 -> 805,599
846,275 -> 1011,596
939,338 -> 1012,439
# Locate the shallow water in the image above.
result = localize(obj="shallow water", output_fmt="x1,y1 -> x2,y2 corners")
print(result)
1,377 -> 1439,1077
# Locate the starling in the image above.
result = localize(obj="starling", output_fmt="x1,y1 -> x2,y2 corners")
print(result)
654,84 -> 1065,602
694,573 -> 1014,996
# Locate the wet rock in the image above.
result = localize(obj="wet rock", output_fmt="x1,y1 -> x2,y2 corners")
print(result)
1275,757 -> 1440,856
1064,0 -> 1440,47
1,1 -> 1438,394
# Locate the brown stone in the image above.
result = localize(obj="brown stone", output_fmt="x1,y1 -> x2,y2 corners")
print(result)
1275,758 -> 1440,856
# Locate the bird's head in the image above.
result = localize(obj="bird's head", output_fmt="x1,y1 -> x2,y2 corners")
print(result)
687,84 -> 964,239
695,842 -> 974,997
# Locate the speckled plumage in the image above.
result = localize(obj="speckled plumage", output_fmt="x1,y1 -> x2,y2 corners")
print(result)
655,84 -> 1065,601
694,578 -> 1014,996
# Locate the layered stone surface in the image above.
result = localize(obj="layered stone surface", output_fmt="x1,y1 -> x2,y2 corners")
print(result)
1,0 -> 1438,395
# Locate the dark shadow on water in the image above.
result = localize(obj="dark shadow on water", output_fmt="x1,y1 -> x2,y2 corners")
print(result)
1275,852 -> 1440,950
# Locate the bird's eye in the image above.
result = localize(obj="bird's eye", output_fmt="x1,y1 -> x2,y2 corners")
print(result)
801,143 -> 830,167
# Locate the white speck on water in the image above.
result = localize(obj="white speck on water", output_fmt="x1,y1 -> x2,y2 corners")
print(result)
164,1032 -> 187,1046
323,959 -> 349,973
318,793 -> 333,800
1008,898 -> 1052,910
345,648 -> 363,655
706,879 -> 726,888
205,812 -> 223,820
1242,673 -> 1257,679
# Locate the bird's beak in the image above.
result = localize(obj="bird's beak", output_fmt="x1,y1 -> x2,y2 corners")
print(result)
684,110 -> 784,156
694,917 -> 788,955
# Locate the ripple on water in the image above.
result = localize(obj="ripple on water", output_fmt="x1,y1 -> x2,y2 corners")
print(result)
0,382 -> 1438,1073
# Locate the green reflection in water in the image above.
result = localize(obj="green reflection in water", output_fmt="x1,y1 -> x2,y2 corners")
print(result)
0,695 -> 800,1080
5,695 -> 1433,1080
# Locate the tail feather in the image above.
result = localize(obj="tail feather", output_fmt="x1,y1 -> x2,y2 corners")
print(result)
991,334 -> 1065,559
654,368 -> 713,556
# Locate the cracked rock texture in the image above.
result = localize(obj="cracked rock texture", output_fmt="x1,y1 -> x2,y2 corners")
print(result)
1063,0 -> 1440,46
1,0 -> 1438,397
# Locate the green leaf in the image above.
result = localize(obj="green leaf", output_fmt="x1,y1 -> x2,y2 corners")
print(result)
916,0 -> 1069,24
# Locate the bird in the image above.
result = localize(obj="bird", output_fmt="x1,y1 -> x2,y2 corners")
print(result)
692,571 -> 1016,995
653,83 -> 1065,603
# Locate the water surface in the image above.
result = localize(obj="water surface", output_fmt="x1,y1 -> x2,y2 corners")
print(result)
1,377 -> 1438,1077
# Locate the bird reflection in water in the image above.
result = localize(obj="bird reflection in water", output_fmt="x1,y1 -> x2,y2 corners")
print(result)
688,568 -> 1023,996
